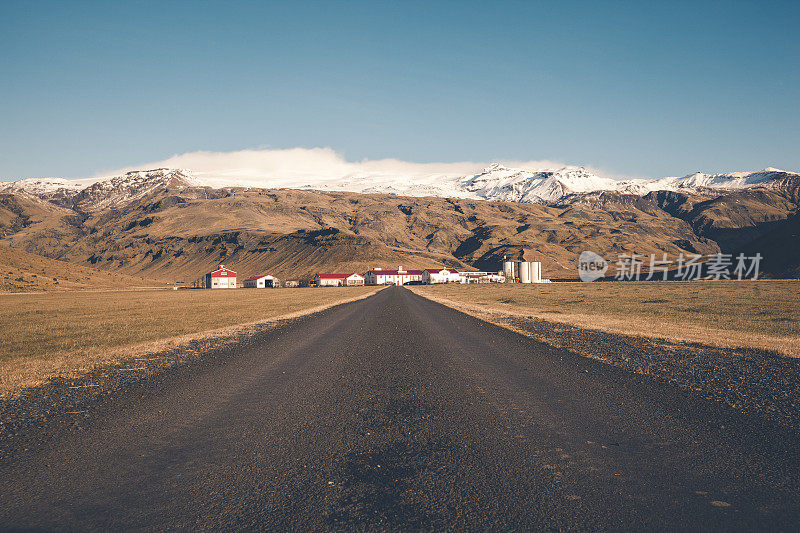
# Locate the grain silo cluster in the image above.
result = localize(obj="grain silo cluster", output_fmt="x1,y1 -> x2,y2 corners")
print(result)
503,260 -> 544,283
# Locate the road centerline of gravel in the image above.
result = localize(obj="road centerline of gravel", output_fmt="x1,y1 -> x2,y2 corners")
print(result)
0,286 -> 798,530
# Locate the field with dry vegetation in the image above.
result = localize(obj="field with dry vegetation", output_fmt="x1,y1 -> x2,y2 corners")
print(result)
0,243 -> 157,292
0,286 -> 379,396
411,281 -> 800,355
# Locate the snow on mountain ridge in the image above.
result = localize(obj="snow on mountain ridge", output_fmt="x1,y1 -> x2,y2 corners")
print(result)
0,169 -> 200,208
0,177 -> 86,195
0,177 -> 95,204
0,178 -> 83,192
73,169 -> 200,209
457,164 -> 621,203
91,168 -> 200,190
3,166 -> 798,206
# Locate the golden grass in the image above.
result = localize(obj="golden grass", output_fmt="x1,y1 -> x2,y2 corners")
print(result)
0,243 -> 156,293
410,281 -> 800,356
0,286 -> 381,396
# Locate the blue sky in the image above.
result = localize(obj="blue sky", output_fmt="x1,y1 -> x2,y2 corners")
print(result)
1,0 -> 798,179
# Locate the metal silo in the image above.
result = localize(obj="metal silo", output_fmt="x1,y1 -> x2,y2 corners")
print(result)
519,261 -> 532,283
530,261 -> 541,283
503,261 -> 516,282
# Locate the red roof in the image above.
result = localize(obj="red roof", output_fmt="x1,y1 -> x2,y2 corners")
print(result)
209,267 -> 236,277
316,273 -> 358,279
425,268 -> 459,274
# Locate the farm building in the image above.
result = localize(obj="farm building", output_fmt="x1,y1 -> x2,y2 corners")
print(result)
364,267 -> 424,285
283,280 -> 300,288
314,273 -> 365,287
205,265 -> 237,289
422,268 -> 460,284
459,271 -> 505,283
243,274 -> 279,288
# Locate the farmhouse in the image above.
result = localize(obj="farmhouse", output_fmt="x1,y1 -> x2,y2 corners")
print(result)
422,268 -> 460,284
314,273 -> 365,287
243,274 -> 278,288
364,267 -> 424,285
205,265 -> 237,289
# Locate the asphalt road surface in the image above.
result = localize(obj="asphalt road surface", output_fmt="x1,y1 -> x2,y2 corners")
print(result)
1,287 -> 798,530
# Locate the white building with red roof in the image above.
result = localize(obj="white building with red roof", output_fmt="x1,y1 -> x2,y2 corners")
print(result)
422,268 -> 460,284
363,267 -> 424,286
314,273 -> 365,287
205,265 -> 237,289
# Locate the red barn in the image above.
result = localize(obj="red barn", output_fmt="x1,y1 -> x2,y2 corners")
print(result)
205,265 -> 237,289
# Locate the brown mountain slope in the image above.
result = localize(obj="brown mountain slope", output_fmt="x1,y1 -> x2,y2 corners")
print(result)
653,186 -> 800,251
1,177 -> 798,282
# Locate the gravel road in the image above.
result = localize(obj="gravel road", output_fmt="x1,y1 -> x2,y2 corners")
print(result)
0,286 -> 798,530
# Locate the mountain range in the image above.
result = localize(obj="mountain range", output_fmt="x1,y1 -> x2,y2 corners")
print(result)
1,164 -> 799,286
4,164 -> 798,205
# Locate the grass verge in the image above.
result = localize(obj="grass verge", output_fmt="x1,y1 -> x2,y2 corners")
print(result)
410,281 -> 800,355
0,286 -> 381,397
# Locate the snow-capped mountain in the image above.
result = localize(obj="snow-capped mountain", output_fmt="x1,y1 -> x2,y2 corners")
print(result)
458,164 -> 621,203
2,165 -> 798,207
0,177 -> 89,204
622,167 -> 800,195
71,169 -> 199,209
281,164 -> 799,203
0,177 -> 85,195
1,169 -> 199,209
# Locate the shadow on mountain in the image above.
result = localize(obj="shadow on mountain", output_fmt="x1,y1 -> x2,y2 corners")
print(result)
732,214 -> 800,278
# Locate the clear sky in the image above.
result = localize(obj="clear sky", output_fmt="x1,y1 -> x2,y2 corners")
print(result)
1,0 -> 798,179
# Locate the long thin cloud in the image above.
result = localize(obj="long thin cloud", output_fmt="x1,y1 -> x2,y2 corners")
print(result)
94,147 -> 612,186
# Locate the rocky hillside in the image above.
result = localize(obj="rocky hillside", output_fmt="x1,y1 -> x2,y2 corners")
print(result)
1,168 -> 798,282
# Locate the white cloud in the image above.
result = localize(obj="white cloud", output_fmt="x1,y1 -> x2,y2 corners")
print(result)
93,146 -> 601,186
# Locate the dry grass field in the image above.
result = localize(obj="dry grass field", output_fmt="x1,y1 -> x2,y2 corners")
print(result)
411,281 -> 800,355
0,286 -> 379,396
0,243 -> 157,292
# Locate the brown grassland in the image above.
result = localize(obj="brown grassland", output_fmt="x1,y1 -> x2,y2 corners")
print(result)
0,243 -> 157,292
411,281 -> 800,355
0,286 -> 380,396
